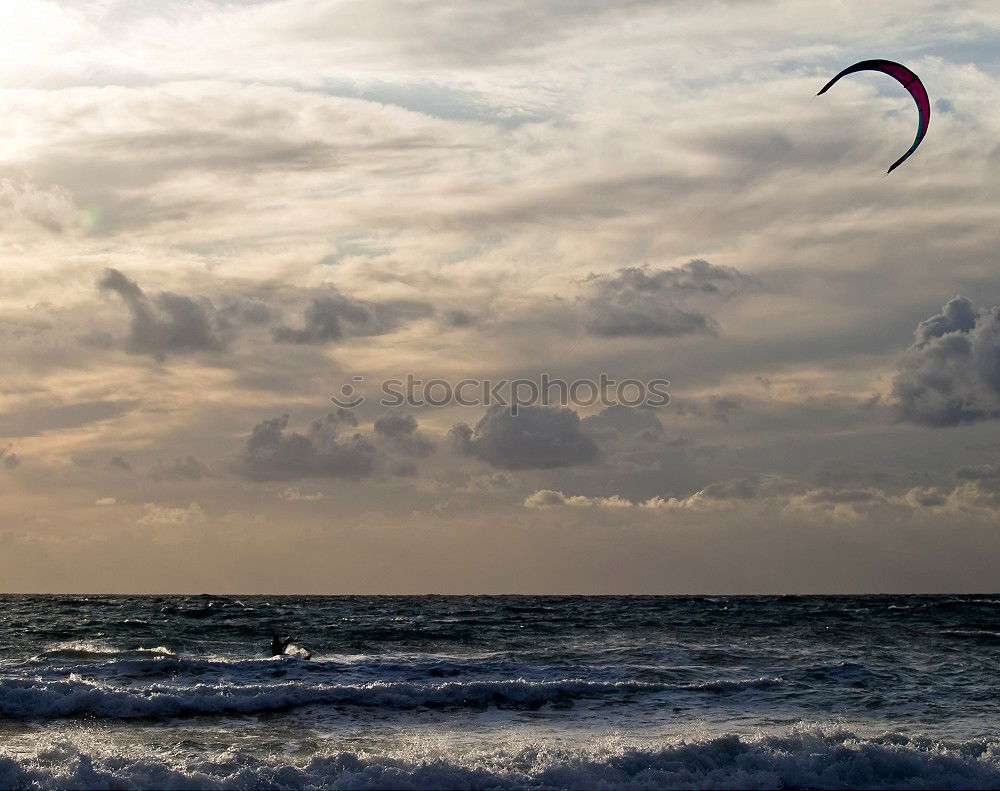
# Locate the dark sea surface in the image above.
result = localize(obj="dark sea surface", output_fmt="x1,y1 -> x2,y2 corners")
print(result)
1,594 -> 1000,789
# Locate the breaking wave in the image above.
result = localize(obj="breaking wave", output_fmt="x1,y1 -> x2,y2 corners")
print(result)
2,729 -> 1000,790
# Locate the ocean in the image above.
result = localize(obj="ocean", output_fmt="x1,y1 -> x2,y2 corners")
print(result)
1,594 -> 999,789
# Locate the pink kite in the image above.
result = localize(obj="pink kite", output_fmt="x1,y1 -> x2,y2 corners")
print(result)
818,60 -> 930,173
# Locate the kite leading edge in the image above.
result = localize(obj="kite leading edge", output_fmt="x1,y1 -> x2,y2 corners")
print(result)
818,59 -> 930,173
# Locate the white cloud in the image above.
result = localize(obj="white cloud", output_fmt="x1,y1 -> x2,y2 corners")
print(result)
523,489 -> 634,509
527,476 -> 1000,524
138,502 -> 205,525
279,486 -> 326,501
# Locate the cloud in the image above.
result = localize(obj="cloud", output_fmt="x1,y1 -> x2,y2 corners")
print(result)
524,489 -> 632,508
892,297 -> 1000,426
97,269 -> 432,360
109,456 -> 133,473
640,475 -> 875,515
149,455 -> 213,481
279,486 -> 326,501
98,268 -> 229,359
451,404 -> 599,470
638,475 -> 1000,522
800,487 -> 880,505
373,412 -> 434,458
271,292 -> 432,344
230,410 -> 438,482
905,488 -> 949,508
671,395 -> 742,424
580,404 -> 664,441
584,260 -> 753,338
220,296 -> 274,326
233,411 -> 378,481
523,478 -> 798,512
955,464 -> 1000,481
1,445 -> 20,469
524,473 -> 999,523
0,179 -> 82,234
138,502 -> 205,525
94,497 -> 116,506
271,294 -> 373,344
442,308 -> 477,327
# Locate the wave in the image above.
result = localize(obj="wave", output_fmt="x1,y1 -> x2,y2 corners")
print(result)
0,660 -> 796,721
677,675 -> 784,692
0,676 -> 677,720
2,729 -> 1000,790
34,642 -> 176,662
14,646 -> 797,691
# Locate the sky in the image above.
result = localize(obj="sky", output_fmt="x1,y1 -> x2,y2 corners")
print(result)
2,0 -> 1000,593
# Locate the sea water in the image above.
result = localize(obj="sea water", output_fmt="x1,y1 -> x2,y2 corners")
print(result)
1,594 -> 999,789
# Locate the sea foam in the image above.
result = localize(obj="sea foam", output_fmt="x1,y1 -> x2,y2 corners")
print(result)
2,730 -> 1000,790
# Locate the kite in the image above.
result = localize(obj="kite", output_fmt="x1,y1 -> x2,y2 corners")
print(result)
818,60 -> 930,173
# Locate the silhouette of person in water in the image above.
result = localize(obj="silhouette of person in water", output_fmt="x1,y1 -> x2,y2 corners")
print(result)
270,634 -> 311,659
270,634 -> 291,656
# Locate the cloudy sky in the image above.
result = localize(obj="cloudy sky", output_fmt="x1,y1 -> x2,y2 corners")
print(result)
2,0 -> 1000,593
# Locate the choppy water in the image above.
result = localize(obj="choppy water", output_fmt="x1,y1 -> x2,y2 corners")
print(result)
1,594 -> 1000,789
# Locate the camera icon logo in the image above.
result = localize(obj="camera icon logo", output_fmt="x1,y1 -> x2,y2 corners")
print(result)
330,376 -> 366,409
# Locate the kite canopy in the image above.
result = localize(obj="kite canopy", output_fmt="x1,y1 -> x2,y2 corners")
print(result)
818,59 -> 930,173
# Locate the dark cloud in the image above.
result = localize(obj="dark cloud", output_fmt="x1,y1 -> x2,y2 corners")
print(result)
98,268 -> 229,359
892,297 -> 1000,427
373,412 -> 419,437
220,297 -> 273,326
234,411 -> 378,481
955,463 -> 1000,481
271,292 -> 432,345
373,412 -> 434,458
97,271 -> 429,357
1,445 -> 20,469
671,395 -> 743,424
910,488 -> 948,507
585,259 -> 753,338
451,405 -> 599,470
442,308 -> 477,327
149,455 -> 213,481
271,294 -> 372,344
109,456 -> 133,473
